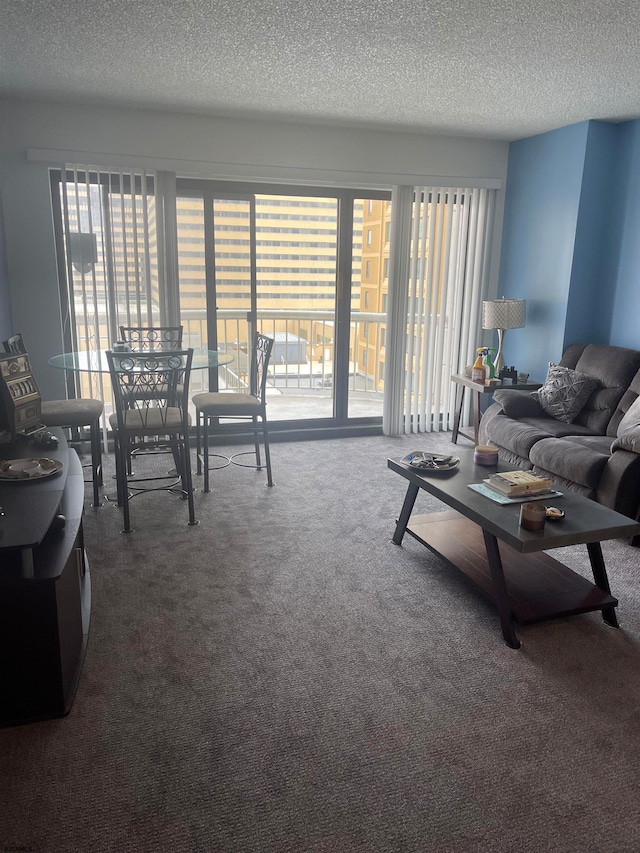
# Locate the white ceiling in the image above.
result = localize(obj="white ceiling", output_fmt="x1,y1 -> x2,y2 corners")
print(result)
2,0 -> 640,141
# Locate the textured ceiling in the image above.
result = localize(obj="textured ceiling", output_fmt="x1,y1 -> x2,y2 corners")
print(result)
2,0 -> 640,141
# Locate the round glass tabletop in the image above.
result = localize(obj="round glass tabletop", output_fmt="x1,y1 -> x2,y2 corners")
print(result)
49,348 -> 234,372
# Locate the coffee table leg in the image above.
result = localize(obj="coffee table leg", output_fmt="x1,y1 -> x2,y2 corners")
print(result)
392,483 -> 420,545
482,529 -> 521,649
587,541 -> 618,628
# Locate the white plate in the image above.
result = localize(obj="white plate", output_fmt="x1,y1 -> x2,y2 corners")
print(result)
0,457 -> 63,481
402,451 -> 460,473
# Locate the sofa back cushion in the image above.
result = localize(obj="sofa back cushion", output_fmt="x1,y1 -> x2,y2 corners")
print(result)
561,344 -> 640,435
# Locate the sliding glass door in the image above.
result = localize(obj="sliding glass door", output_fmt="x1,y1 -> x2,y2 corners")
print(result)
175,180 -> 390,428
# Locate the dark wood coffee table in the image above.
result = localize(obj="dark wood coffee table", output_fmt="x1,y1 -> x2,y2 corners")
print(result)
388,449 -> 640,648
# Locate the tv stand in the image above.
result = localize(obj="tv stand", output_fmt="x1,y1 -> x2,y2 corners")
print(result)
0,428 -> 91,726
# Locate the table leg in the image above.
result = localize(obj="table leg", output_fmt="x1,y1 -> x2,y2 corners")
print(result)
452,384 -> 464,444
392,482 -> 420,545
587,541 -> 618,627
482,529 -> 520,649
471,388 -> 481,445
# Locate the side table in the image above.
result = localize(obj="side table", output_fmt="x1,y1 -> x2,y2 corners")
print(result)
451,373 -> 541,445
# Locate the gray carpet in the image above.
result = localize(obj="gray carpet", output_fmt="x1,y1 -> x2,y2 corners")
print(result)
2,432 -> 640,853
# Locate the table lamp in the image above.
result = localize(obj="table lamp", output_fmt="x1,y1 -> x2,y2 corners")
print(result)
482,298 -> 526,374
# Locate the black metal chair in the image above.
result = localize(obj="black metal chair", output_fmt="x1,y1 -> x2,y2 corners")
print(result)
117,326 -> 185,473
107,348 -> 196,533
194,333 -> 274,492
3,333 -> 103,506
119,326 -> 183,351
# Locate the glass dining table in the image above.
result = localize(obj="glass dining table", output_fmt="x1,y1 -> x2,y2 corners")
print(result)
49,348 -> 234,373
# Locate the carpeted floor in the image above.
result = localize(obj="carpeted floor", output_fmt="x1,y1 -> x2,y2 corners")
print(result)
2,432 -> 640,853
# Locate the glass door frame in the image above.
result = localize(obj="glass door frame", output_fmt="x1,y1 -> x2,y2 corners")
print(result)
176,178 -> 391,436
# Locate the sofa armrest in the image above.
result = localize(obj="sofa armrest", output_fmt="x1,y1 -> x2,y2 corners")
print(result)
597,447 -> 640,519
492,389 -> 546,419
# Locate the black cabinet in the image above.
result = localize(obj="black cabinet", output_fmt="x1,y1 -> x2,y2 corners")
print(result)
0,431 -> 91,726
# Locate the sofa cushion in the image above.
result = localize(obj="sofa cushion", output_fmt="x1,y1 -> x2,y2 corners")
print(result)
570,344 -> 640,435
558,434 -> 614,454
558,343 -> 587,369
532,363 -> 599,423
492,389 -> 545,419
517,417 -> 597,438
485,410 -> 598,458
529,438 -> 609,491
487,417 -> 552,458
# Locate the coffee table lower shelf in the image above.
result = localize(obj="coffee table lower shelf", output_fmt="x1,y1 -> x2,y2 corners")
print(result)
406,510 -> 617,626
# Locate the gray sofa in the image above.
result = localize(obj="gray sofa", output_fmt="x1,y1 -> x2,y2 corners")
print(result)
478,343 -> 640,524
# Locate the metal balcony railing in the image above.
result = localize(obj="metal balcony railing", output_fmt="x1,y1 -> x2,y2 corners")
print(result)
71,308 -> 386,425
181,308 -> 386,420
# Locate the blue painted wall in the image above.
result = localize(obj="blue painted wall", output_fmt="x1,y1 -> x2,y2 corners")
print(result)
609,120 -> 640,350
497,122 -> 589,381
498,118 -> 640,381
565,121 -> 619,346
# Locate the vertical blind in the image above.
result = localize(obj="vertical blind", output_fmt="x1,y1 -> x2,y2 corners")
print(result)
58,164 -> 178,405
383,185 -> 496,436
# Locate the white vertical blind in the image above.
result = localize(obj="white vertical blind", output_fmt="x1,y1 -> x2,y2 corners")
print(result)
383,185 -> 496,436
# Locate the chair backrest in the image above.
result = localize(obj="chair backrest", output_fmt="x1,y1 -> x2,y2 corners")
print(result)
3,333 -> 27,354
250,333 -> 274,402
107,348 -> 193,432
119,326 -> 184,351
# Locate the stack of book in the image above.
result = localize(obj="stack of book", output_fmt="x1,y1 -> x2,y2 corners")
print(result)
486,470 -> 553,497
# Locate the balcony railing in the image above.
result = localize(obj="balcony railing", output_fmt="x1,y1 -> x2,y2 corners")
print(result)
72,308 -> 386,424
181,308 -> 385,420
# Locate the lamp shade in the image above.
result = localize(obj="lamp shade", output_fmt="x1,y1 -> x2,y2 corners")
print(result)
482,298 -> 526,331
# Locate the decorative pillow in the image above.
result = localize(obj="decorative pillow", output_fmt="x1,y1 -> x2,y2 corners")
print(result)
611,427 -> 640,454
616,393 -> 640,437
531,362 -> 599,423
610,395 -> 640,453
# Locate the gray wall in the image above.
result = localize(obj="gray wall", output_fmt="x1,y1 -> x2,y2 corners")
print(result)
0,98 -> 509,399
0,193 -> 12,342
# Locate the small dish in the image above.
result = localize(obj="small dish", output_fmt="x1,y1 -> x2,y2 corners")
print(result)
402,451 -> 460,473
545,506 -> 565,521
0,457 -> 63,481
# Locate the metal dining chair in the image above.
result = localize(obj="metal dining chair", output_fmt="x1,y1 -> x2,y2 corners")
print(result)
117,326 -> 185,473
193,333 -> 274,492
119,326 -> 183,351
3,333 -> 103,507
106,348 -> 196,533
